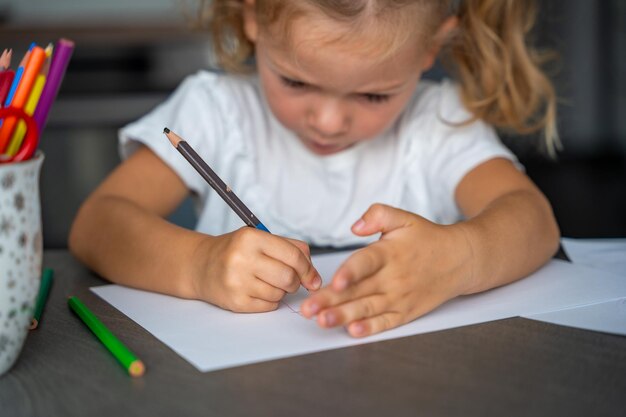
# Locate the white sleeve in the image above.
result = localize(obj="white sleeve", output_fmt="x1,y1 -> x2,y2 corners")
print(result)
118,72 -> 227,198
402,80 -> 521,222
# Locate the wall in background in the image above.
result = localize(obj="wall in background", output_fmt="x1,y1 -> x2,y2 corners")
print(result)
0,0 -> 182,23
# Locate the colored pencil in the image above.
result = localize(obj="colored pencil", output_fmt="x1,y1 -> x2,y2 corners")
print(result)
33,39 -> 74,133
3,46 -> 32,107
0,49 -> 11,70
30,268 -> 54,330
7,45 -> 52,156
68,296 -> 145,377
0,46 -> 45,152
0,71 -> 15,107
163,127 -> 270,232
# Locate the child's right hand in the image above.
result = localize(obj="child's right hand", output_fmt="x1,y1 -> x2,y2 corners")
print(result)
189,227 -> 322,312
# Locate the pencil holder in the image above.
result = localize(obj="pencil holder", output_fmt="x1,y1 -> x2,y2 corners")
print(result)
0,150 -> 44,376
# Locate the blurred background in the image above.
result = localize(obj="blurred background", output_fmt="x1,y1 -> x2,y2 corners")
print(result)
0,0 -> 624,248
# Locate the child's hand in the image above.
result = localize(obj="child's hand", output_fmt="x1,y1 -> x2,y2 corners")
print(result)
300,204 -> 474,337
190,227 -> 322,312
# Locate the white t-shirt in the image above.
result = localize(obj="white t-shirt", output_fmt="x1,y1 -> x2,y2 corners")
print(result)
119,71 -> 518,247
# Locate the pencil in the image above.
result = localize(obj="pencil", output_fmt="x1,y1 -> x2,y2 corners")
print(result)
163,127 -> 270,232
33,38 -> 74,133
0,71 -> 15,107
0,46 -> 45,152
3,47 -> 31,107
0,49 -> 11,71
68,296 -> 145,377
30,268 -> 54,330
7,45 -> 53,156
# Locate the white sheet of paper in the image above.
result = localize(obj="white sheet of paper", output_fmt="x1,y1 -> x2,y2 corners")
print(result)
525,297 -> 626,336
561,237 -> 626,277
91,252 -> 626,372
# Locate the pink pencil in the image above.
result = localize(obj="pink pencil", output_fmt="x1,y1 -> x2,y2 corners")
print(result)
0,49 -> 11,70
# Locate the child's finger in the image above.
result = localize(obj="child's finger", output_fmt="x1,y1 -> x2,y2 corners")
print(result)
316,294 -> 388,328
284,238 -> 322,291
255,255 -> 301,293
249,277 -> 286,302
284,238 -> 311,259
225,292 -> 281,313
262,237 -> 321,291
346,312 -> 403,338
331,247 -> 385,291
242,297 -> 280,313
352,203 -> 416,236
300,273 -> 380,318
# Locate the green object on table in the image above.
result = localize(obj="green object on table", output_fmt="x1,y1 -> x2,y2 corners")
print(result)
31,268 -> 54,329
68,296 -> 145,377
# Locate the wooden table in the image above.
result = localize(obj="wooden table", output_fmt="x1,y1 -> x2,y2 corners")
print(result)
2,250 -> 625,417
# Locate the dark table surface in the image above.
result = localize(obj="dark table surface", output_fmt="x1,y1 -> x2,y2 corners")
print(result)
1,250 -> 625,417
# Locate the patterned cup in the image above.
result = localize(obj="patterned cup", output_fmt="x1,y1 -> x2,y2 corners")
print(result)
0,152 -> 44,376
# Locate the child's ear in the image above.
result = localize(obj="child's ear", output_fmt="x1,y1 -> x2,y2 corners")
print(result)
243,0 -> 259,43
421,16 -> 458,71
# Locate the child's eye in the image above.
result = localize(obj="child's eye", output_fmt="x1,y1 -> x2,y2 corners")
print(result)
280,76 -> 308,89
362,93 -> 390,103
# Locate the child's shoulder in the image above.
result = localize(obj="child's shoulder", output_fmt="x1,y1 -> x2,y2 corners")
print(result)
395,78 -> 510,162
402,78 -> 470,125
177,70 -> 262,108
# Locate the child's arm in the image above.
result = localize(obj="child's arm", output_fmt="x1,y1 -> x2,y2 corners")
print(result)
300,158 -> 560,336
69,146 -> 321,312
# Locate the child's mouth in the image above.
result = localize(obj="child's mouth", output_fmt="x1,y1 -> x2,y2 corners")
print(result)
302,136 -> 346,155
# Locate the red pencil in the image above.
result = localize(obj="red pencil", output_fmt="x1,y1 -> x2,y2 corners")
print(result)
0,71 -> 15,108
0,48 -> 14,107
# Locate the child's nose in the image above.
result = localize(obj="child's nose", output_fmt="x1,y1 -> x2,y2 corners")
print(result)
308,99 -> 349,138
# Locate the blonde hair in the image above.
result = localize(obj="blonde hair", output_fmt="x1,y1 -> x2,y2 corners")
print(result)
198,0 -> 559,154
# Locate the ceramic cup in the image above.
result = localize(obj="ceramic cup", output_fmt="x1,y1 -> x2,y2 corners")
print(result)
0,151 -> 44,376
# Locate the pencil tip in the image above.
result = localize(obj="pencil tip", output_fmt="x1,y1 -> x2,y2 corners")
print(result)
163,128 -> 181,147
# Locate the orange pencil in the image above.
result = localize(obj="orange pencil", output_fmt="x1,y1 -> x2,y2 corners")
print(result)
0,46 -> 46,152
6,45 -> 53,156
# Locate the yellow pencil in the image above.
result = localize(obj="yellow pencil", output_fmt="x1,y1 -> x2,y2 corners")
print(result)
6,44 -> 52,156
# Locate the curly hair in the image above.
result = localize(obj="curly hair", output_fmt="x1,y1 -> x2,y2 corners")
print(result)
197,0 -> 559,154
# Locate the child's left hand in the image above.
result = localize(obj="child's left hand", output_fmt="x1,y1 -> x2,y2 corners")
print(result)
300,204 -> 475,337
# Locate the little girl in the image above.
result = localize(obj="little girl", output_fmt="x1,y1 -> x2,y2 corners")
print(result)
70,0 -> 560,337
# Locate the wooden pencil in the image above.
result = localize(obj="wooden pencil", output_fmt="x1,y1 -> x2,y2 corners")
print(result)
0,46 -> 45,151
163,127 -> 270,232
0,49 -> 11,71
0,71 -> 15,106
3,48 -> 30,107
6,45 -> 53,156
68,296 -> 145,377
30,268 -> 54,329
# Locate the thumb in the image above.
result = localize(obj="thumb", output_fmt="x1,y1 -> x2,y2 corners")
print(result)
351,203 -> 416,237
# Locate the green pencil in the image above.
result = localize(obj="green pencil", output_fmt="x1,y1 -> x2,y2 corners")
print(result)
30,268 -> 54,329
68,296 -> 145,377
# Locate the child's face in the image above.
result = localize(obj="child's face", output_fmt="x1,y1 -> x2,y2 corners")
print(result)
246,6 -> 438,156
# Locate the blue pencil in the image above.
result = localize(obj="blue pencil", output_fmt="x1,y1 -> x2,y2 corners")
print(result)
4,43 -> 35,107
